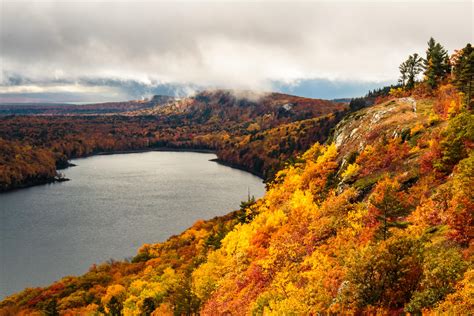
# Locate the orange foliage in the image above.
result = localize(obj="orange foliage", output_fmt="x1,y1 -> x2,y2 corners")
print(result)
1,85 -> 471,315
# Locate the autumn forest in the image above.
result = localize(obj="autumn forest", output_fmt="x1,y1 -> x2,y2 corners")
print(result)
0,35 -> 473,315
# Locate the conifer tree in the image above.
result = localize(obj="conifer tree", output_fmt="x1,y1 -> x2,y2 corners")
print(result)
452,43 -> 474,107
399,53 -> 423,89
423,37 -> 450,89
399,61 -> 408,86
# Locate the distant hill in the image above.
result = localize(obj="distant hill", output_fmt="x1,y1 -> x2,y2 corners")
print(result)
0,91 -> 341,118
0,96 -> 175,116
130,89 -> 345,127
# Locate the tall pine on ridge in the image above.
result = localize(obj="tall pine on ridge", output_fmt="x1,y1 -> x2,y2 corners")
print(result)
423,37 -> 450,89
452,43 -> 474,107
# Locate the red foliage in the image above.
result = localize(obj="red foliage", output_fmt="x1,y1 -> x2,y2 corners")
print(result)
447,195 -> 474,246
357,138 -> 410,178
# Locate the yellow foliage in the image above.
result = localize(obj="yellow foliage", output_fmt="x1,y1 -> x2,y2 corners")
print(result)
300,143 -> 338,197
247,122 -> 261,133
389,87 -> 405,97
287,190 -> 317,226
346,203 -> 368,236
428,111 -> 440,125
7,96 -> 474,315
447,100 -> 457,117
410,123 -> 424,136
302,142 -> 323,161
434,269 -> 474,315
221,222 -> 253,258
341,162 -> 360,181
409,145 -> 420,154
101,284 -> 126,313
359,144 -> 375,158
192,251 -> 229,301
316,143 -> 337,165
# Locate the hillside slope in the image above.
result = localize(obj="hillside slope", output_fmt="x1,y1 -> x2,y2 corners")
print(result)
2,85 -> 471,315
128,90 -> 342,126
0,91 -> 345,191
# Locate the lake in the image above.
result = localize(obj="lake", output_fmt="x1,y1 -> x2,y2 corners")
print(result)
0,151 -> 265,298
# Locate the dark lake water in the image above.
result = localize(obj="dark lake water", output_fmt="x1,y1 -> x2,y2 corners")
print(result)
0,151 -> 265,299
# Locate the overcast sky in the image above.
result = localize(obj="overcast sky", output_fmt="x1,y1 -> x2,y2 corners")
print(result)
0,0 -> 472,102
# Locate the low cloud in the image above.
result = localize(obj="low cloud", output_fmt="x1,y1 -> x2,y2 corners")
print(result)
1,0 -> 472,101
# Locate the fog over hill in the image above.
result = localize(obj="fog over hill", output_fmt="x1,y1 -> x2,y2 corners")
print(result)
1,1 -> 471,102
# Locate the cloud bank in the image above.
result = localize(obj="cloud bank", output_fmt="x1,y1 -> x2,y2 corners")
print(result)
0,0 -> 472,101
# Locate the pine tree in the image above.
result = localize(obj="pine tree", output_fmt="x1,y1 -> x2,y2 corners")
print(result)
423,37 -> 450,89
399,61 -> 408,86
399,53 -> 423,89
452,43 -> 474,107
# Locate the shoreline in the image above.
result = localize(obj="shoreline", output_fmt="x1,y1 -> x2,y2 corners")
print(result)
0,176 -> 70,194
1,147 -> 263,193
84,148 -> 265,179
210,158 -> 264,180
83,147 -> 216,158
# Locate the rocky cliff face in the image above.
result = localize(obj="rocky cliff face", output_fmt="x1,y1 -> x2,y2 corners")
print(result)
333,97 -> 432,161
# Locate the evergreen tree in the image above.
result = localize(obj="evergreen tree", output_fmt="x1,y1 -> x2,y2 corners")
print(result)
142,297 -> 156,315
349,97 -> 366,111
399,61 -> 408,86
399,53 -> 423,89
107,296 -> 123,316
44,299 -> 59,316
423,37 -> 450,89
369,178 -> 410,240
452,43 -> 474,107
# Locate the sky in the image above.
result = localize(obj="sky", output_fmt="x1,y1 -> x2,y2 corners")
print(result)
0,0 -> 472,103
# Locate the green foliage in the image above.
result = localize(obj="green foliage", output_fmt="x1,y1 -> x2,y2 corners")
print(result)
44,299 -> 59,316
170,278 -> 201,316
434,110 -> 474,172
131,251 -> 152,263
452,43 -> 474,106
349,97 -> 366,111
399,53 -> 424,89
406,244 -> 467,313
204,223 -> 228,250
141,297 -> 156,316
346,237 -> 424,308
107,296 -> 123,316
423,38 -> 450,89
353,173 -> 382,193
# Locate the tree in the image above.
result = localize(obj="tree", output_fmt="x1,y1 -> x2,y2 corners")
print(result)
349,97 -> 366,111
101,284 -> 126,315
44,299 -> 59,316
435,110 -> 474,173
107,296 -> 123,316
406,245 -> 467,313
142,297 -> 156,315
369,177 -> 410,240
452,43 -> 474,107
399,60 -> 408,87
423,38 -> 450,89
346,237 -> 423,309
435,270 -> 474,314
399,53 -> 424,89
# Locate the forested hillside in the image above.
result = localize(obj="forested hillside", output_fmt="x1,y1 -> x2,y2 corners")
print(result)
0,92 -> 344,191
0,39 -> 472,315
